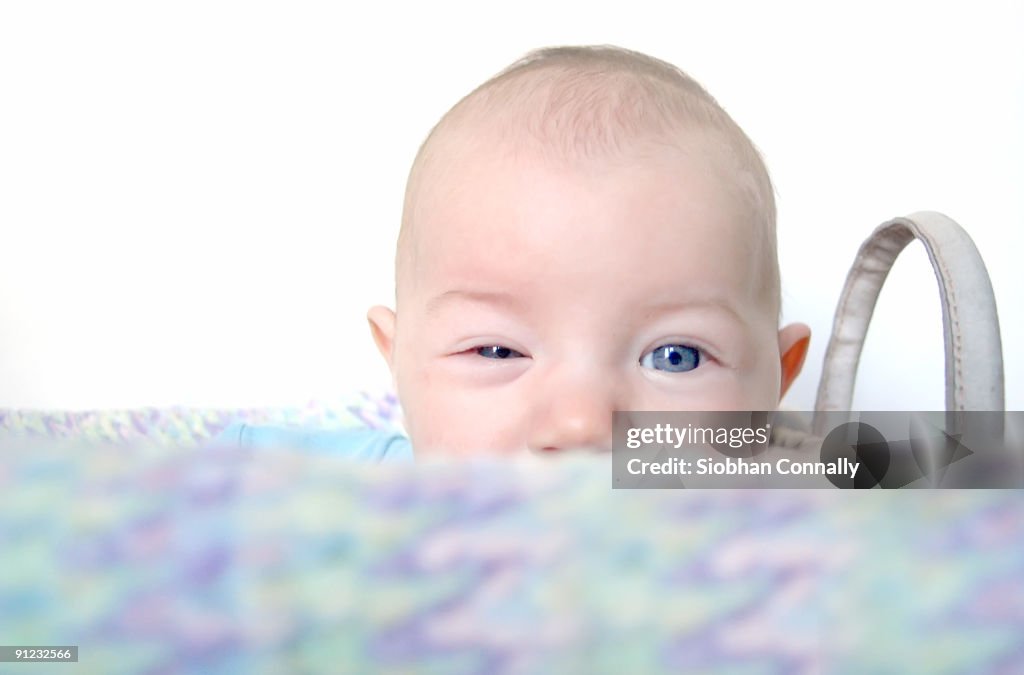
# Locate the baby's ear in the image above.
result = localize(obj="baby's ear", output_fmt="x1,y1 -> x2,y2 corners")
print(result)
778,323 -> 811,400
367,306 -> 397,367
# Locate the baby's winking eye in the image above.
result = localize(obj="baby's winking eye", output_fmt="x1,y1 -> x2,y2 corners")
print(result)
640,344 -> 701,373
476,345 -> 525,359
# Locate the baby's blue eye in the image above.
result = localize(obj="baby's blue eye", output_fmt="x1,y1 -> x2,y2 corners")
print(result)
476,345 -> 524,359
641,344 -> 700,373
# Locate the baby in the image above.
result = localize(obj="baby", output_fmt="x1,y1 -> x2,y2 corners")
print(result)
221,45 -> 810,458
365,45 -> 811,457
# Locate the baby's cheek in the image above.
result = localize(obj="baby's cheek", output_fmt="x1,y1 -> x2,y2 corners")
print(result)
637,370 -> 777,411
739,361 -> 783,410
400,389 -> 460,455
410,406 -> 521,456
399,373 -> 524,456
645,389 -> 750,412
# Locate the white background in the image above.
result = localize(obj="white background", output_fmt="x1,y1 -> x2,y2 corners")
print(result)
1,1 -> 1021,411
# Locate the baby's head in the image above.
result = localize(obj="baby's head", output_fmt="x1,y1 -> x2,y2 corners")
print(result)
369,45 -> 810,455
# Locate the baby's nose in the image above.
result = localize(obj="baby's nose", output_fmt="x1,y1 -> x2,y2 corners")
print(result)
526,374 -> 616,453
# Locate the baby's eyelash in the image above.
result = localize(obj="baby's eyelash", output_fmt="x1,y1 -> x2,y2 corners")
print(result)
475,345 -> 525,359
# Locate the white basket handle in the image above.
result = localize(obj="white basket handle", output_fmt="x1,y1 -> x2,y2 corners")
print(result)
813,212 -> 1004,435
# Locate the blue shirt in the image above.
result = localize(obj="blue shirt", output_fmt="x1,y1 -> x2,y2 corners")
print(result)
216,423 -> 414,462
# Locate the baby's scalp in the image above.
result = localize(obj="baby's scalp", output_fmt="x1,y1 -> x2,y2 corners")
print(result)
397,45 -> 781,318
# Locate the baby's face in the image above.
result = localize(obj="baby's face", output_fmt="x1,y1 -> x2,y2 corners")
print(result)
372,141 -> 795,455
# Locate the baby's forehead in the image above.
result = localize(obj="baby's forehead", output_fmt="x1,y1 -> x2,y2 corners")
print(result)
412,193 -> 772,330
413,117 -> 743,219
398,57 -> 780,315
407,68 -> 765,233
409,122 -> 758,235
415,146 -> 759,283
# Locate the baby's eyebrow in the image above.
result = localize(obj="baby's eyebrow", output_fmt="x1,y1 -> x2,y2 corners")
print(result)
424,289 -> 525,316
637,298 -> 748,329
426,291 -> 748,329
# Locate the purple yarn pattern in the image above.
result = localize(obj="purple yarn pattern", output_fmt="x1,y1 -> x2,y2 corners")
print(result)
1,414 -> 1022,674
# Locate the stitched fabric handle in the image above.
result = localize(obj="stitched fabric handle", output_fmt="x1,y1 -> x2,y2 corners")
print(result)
813,212 -> 1004,434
